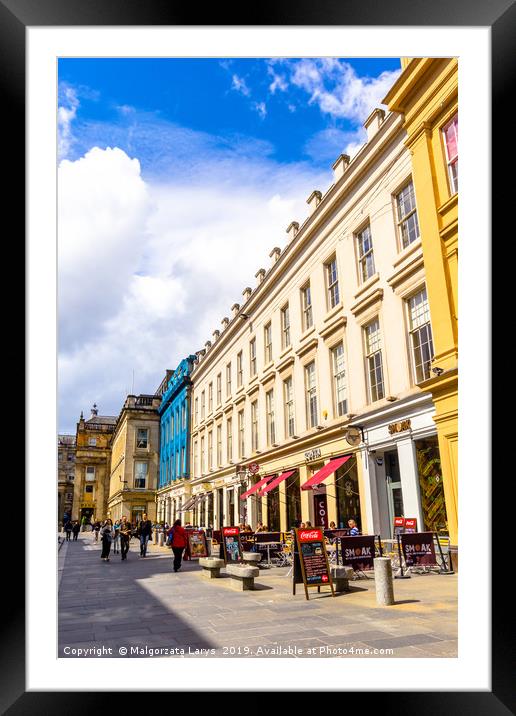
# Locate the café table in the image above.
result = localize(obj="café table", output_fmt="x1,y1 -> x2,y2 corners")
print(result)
257,541 -> 282,568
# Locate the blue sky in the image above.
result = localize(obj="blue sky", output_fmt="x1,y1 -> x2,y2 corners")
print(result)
58,57 -> 401,432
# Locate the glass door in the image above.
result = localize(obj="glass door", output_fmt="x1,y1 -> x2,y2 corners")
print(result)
385,450 -> 404,531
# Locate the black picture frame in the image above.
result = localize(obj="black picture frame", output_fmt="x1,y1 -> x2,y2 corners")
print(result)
6,0 -> 505,709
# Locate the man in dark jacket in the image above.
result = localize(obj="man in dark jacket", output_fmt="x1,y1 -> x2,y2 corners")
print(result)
119,516 -> 132,561
137,513 -> 153,557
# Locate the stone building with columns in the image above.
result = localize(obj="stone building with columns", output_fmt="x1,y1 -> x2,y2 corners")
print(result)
187,99 -> 451,540
107,394 -> 161,524
72,405 -> 117,523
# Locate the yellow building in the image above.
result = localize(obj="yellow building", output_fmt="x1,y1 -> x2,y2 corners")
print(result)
107,394 -> 161,524
72,405 -> 117,524
383,58 -> 458,563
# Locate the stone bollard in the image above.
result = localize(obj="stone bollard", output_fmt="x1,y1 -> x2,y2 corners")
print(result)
158,532 -> 164,547
374,557 -> 395,606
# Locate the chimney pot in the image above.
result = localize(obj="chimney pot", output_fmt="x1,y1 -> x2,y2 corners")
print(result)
269,247 -> 281,263
332,153 -> 350,181
231,303 -> 240,317
306,190 -> 322,212
364,108 -> 386,141
286,221 -> 299,243
255,268 -> 266,284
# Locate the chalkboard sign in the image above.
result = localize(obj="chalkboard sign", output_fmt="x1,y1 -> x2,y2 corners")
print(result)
340,535 -> 377,571
400,531 -> 437,567
187,529 -> 208,559
293,528 -> 335,601
221,526 -> 243,564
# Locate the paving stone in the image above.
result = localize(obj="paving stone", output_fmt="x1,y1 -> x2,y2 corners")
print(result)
363,633 -> 443,649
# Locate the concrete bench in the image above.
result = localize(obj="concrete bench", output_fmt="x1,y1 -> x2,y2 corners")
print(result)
199,557 -> 225,579
225,565 -> 259,591
331,565 -> 354,592
242,551 -> 262,567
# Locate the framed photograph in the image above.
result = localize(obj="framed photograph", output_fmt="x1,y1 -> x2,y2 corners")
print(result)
9,0 -> 503,707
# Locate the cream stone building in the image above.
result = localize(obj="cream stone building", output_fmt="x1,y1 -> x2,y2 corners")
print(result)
188,106 -> 450,540
58,434 -> 76,523
107,394 -> 161,524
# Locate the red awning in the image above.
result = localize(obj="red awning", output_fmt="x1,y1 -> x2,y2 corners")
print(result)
258,470 -> 296,495
301,456 -> 351,490
240,474 -> 275,500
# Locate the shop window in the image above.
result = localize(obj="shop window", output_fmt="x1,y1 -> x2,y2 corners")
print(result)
335,458 -> 361,529
415,437 -> 448,534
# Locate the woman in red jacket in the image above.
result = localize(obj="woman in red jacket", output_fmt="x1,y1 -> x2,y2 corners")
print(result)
167,519 -> 187,572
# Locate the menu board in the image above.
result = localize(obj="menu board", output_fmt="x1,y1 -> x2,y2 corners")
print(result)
187,529 -> 208,559
221,526 -> 243,564
400,531 -> 437,567
340,535 -> 376,571
293,528 -> 334,600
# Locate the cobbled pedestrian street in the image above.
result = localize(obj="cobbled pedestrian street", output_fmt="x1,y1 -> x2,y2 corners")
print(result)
59,534 -> 458,659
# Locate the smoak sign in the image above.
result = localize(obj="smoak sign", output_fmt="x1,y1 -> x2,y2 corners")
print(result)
293,528 -> 335,601
340,535 -> 377,572
400,532 -> 437,567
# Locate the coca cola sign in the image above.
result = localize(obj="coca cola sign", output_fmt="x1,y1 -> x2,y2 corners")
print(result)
298,529 -> 323,542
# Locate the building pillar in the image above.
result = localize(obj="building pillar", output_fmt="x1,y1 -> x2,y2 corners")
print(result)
299,465 -> 311,524
396,437 -> 424,532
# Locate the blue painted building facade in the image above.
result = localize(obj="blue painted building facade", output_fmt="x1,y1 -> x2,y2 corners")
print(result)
158,356 -> 196,491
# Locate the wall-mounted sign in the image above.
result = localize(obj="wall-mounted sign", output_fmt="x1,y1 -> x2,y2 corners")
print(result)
293,528 -> 335,601
388,419 -> 412,435
221,526 -> 243,564
248,462 -> 260,474
313,494 -> 328,529
305,448 -> 322,461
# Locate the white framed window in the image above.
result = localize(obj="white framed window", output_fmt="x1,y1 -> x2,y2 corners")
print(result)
208,430 -> 213,470
407,288 -> 434,382
182,403 -> 186,430
201,391 -> 205,420
264,323 -> 272,364
305,361 -> 318,428
227,417 -> 233,462
443,114 -> 458,194
181,447 -> 185,476
194,440 -> 198,477
301,282 -> 313,330
250,338 -> 257,377
88,437 -> 97,447
216,373 -> 222,406
332,343 -> 348,416
208,382 -> 213,413
237,351 -> 243,387
134,461 -> 148,489
85,466 -> 95,482
325,256 -> 340,309
251,400 -> 259,452
201,436 -> 205,473
238,409 -> 245,459
266,389 -> 275,446
194,398 -> 198,426
226,363 -> 232,397
284,376 -> 295,438
136,428 -> 148,449
217,424 -> 222,466
356,225 -> 375,283
395,180 -> 420,249
281,304 -> 291,349
364,318 -> 385,402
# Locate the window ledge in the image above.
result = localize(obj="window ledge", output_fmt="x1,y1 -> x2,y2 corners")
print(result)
353,272 -> 380,301
392,238 -> 422,268
323,302 -> 343,324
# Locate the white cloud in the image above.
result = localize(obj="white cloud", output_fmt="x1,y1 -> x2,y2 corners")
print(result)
58,85 -> 79,159
268,67 -> 288,94
231,74 -> 251,97
253,101 -> 267,119
58,142 -> 332,432
304,127 -> 367,163
289,59 -> 400,123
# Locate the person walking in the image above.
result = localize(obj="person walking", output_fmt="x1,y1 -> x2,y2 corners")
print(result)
112,519 -> 121,555
167,519 -> 187,572
64,520 -> 73,541
93,521 -> 101,543
137,513 -> 153,557
100,519 -> 114,562
72,521 -> 80,541
119,516 -> 132,561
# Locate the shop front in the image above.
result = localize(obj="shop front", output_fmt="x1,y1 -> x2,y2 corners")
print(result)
359,395 -> 449,540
